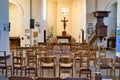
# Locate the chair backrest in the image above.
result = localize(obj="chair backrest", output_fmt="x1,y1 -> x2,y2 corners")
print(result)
60,57 -> 73,64
53,45 -> 61,51
97,58 -> 113,65
115,56 -> 120,63
89,50 -> 96,59
12,51 -> 25,68
61,45 -> 70,51
9,76 -> 33,80
26,50 -> 37,66
98,46 -> 106,58
41,56 -> 55,63
0,51 -> 7,67
113,56 -> 120,70
80,51 -> 90,67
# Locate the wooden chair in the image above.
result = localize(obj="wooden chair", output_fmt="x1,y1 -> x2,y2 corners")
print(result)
0,51 -> 12,77
98,46 -> 106,58
53,45 -> 62,54
25,50 -> 37,77
40,56 -> 56,77
113,56 -> 120,80
66,78 -> 90,80
59,56 -> 73,77
79,51 -> 91,79
61,45 -> 71,55
12,51 -> 26,76
35,77 -> 63,80
88,49 -> 96,66
9,75 -> 33,80
96,58 -> 113,77
74,50 -> 82,68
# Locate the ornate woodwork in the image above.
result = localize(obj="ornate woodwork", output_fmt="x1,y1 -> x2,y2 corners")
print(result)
93,11 -> 110,41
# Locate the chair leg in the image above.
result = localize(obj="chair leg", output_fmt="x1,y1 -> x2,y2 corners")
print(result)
41,69 -> 44,76
13,69 -> 14,75
54,67 -> 55,77
114,69 -> 115,80
107,69 -> 108,76
79,71 -> 81,77
72,67 -> 73,77
2,69 -> 3,74
35,69 -> 37,77
20,69 -> 22,76
16,70 -> 18,75
6,68 -> 7,77
59,68 -> 60,77
25,70 -> 27,76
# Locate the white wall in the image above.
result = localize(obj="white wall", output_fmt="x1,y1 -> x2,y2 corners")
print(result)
9,0 -> 43,46
86,0 -> 117,47
86,0 -> 96,42
46,0 -> 86,43
9,3 -> 21,37
0,0 -> 9,55
72,0 -> 86,43
8,0 -> 118,47
56,1 -> 72,36
117,0 -> 120,27
46,0 -> 57,37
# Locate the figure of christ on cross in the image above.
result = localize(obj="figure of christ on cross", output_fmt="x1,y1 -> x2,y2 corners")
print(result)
61,17 -> 68,31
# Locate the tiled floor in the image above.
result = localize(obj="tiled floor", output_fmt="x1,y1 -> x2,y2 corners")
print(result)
0,50 -> 119,80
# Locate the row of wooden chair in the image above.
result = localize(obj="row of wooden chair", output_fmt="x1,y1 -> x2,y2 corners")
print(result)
9,76 -> 90,80
0,50 -> 74,78
0,49 -> 117,79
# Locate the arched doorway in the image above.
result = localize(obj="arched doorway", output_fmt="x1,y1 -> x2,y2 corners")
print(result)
9,0 -> 24,50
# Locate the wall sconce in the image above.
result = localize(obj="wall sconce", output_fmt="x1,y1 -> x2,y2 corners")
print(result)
4,23 -> 10,31
4,24 -> 6,31
36,22 -> 41,33
36,22 -> 40,27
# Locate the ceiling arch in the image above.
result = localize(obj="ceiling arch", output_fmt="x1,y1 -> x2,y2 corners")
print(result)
9,0 -> 24,15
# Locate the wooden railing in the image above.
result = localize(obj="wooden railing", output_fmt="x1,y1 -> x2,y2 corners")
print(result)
88,29 -> 97,45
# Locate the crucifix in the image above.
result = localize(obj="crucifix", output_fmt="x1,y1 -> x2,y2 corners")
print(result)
61,17 -> 68,31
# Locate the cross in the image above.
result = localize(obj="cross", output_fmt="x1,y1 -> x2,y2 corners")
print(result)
61,17 -> 68,31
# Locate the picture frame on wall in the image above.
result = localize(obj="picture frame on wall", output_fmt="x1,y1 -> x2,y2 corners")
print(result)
25,29 -> 29,33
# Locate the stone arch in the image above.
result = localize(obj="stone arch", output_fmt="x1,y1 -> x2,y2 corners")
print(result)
105,0 -> 117,10
9,0 -> 24,47
9,0 -> 24,15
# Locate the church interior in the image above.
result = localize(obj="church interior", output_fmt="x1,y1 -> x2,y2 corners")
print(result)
0,0 -> 119,80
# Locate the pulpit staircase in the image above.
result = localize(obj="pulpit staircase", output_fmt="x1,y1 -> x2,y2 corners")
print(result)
88,29 -> 97,46
89,11 -> 110,46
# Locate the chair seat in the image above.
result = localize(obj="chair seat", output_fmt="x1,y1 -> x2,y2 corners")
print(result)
14,65 -> 26,68
25,66 -> 36,70
41,62 -> 54,67
0,65 -> 11,69
100,64 -> 112,69
9,76 -> 33,80
115,64 -> 120,69
80,68 -> 91,72
60,63 -> 72,67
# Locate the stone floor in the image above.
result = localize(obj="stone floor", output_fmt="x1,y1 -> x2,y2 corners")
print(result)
0,50 -> 119,80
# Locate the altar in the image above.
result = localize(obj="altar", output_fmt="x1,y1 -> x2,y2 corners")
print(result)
56,17 -> 71,44
57,36 -> 71,43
